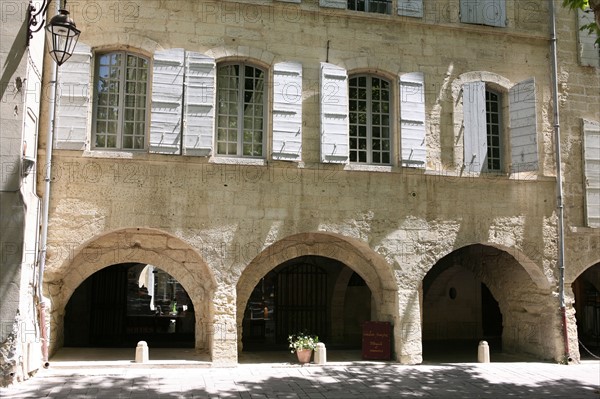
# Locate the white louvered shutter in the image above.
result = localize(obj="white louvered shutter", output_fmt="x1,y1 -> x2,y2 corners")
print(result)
400,72 -> 426,167
397,0 -> 423,18
150,48 -> 184,154
55,42 -> 91,150
509,78 -> 538,173
272,62 -> 303,161
578,9 -> 600,68
583,119 -> 600,228
320,0 -> 346,8
320,63 -> 349,163
463,81 -> 486,173
460,0 -> 506,27
183,52 -> 215,156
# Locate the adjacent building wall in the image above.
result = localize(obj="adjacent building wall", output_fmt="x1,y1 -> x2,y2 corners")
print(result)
0,0 -> 45,386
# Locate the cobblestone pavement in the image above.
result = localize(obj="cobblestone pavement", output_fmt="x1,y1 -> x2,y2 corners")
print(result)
1,359 -> 599,398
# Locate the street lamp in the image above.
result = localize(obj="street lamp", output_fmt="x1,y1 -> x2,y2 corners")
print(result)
27,0 -> 80,65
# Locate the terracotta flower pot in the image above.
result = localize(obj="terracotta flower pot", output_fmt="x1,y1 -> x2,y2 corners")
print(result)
296,349 -> 313,364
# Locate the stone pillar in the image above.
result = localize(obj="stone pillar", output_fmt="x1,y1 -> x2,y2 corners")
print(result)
395,289 -> 423,364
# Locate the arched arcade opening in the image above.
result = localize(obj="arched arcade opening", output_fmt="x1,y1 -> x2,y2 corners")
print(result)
422,244 -> 557,361
46,228 -> 216,359
236,232 -> 401,361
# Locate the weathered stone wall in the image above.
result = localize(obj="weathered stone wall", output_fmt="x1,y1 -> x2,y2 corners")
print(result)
0,0 -> 46,386
34,0 -> 597,364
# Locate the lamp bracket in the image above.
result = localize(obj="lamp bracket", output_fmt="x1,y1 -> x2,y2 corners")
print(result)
27,0 -> 53,46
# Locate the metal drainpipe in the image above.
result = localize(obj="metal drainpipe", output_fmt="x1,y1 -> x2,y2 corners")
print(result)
549,0 -> 571,363
36,2 -> 60,369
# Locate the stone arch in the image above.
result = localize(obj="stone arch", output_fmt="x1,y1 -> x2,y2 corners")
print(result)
421,243 -> 562,361
46,227 -> 216,357
206,46 -> 275,68
236,232 -> 398,349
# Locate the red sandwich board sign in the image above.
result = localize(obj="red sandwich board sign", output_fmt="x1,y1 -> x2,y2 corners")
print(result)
362,321 -> 391,360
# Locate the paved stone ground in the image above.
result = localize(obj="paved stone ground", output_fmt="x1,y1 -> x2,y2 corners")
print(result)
1,360 -> 599,398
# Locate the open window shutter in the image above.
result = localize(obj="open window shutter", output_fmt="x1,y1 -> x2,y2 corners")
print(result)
183,52 -> 215,156
320,62 -> 349,163
55,42 -> 91,150
400,72 -> 426,167
462,81 -> 486,173
398,0 -> 423,18
460,0 -> 506,27
272,62 -> 303,161
320,0 -> 346,8
583,119 -> 600,228
578,9 -> 600,68
150,48 -> 184,154
509,78 -> 538,173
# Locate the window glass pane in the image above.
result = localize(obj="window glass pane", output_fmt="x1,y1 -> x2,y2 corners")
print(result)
216,63 -> 264,157
93,52 -> 148,150
349,75 -> 391,164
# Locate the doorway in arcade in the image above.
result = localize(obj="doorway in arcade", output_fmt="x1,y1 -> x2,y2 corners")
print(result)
64,263 -> 195,348
241,255 -> 372,351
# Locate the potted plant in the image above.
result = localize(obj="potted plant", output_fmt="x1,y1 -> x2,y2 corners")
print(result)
288,332 -> 319,364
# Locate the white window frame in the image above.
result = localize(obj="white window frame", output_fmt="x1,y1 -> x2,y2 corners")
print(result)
348,74 -> 392,164
92,51 -> 150,151
216,62 -> 267,158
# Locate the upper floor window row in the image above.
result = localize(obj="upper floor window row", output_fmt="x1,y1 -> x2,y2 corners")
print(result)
53,44 -> 539,174
320,0 -> 506,27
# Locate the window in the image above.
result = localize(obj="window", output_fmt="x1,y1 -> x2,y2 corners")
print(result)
216,63 -> 266,157
463,78 -> 538,174
93,52 -> 149,150
348,0 -> 391,14
349,75 -> 391,164
485,89 -> 502,171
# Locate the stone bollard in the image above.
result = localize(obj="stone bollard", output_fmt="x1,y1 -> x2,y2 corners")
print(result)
478,340 -> 490,363
314,342 -> 327,365
135,341 -> 149,363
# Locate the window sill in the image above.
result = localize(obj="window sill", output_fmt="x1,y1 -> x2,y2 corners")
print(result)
209,157 -> 267,166
344,164 -> 393,173
83,150 -> 145,159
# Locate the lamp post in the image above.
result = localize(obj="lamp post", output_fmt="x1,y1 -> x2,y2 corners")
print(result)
27,0 -> 80,367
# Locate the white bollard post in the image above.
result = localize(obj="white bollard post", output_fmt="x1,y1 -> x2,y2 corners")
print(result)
135,341 -> 149,363
314,342 -> 327,365
478,340 -> 490,363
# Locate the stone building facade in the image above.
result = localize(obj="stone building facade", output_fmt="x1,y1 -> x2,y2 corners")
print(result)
24,0 -> 600,369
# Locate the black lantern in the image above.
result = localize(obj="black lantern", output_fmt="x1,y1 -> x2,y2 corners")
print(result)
45,8 -> 80,66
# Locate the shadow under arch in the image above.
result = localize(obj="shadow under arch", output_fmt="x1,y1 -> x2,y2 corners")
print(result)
46,227 -> 216,357
420,241 -> 552,291
570,260 -> 600,360
236,232 -> 398,351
